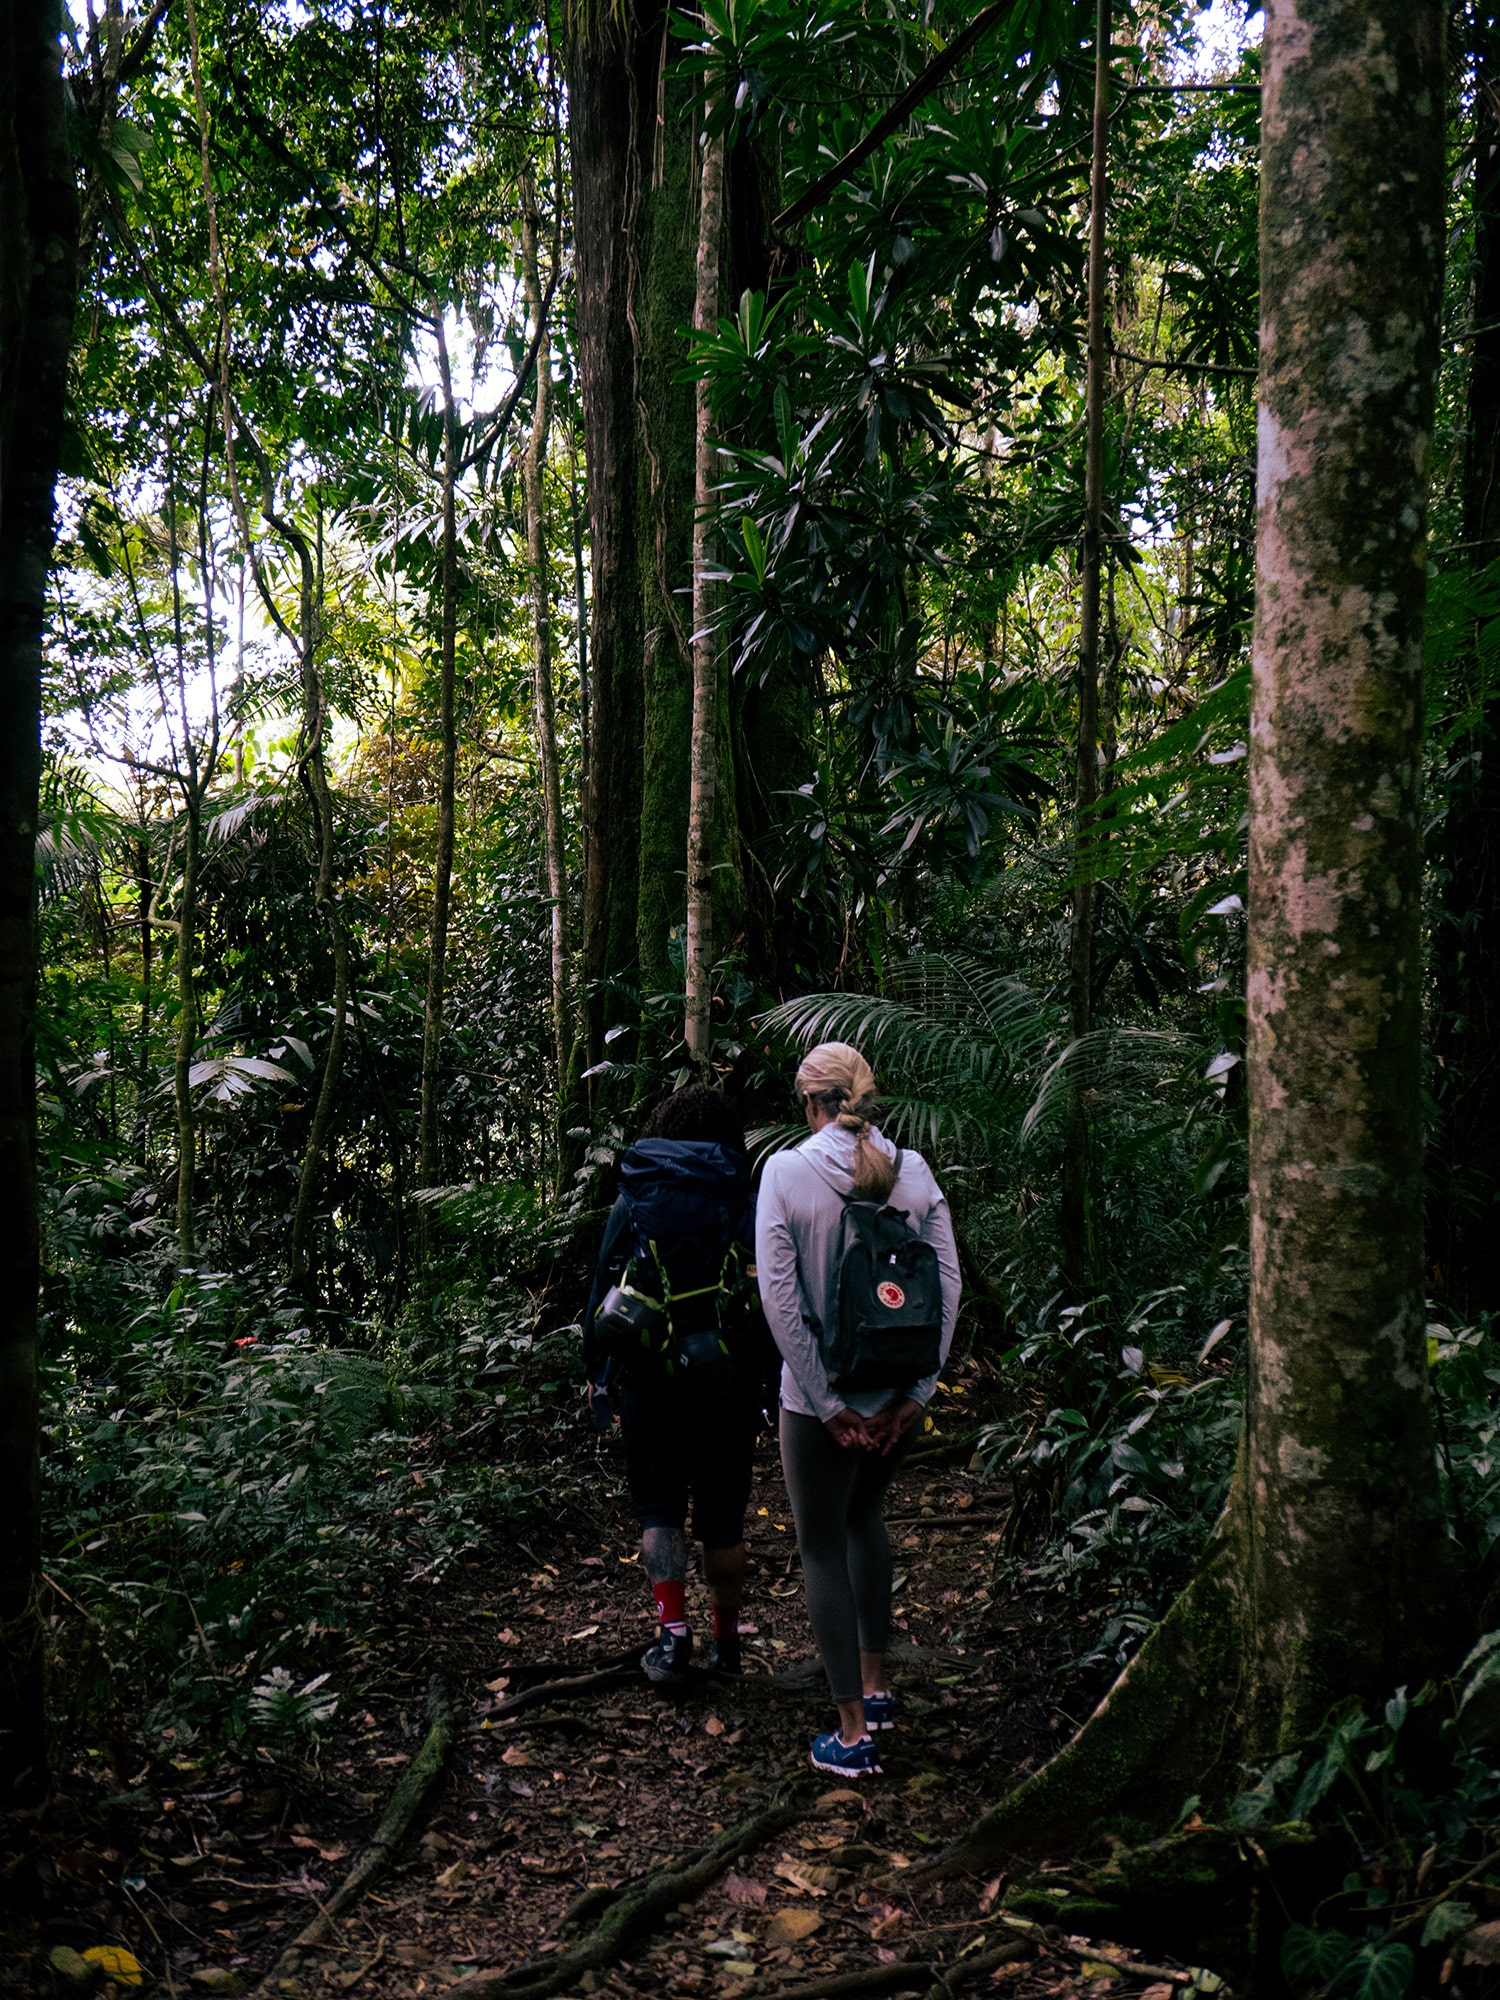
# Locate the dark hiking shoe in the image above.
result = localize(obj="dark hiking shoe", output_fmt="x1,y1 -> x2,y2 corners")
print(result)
863,1689 -> 896,1731
642,1626 -> 693,1685
809,1730 -> 882,1777
707,1632 -> 742,1675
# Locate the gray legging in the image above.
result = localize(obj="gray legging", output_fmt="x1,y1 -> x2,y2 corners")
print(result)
779,1409 -> 914,1704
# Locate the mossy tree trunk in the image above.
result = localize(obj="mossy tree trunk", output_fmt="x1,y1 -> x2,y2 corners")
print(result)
941,0 -> 1455,1869
569,5 -> 788,1057
0,0 -> 78,1798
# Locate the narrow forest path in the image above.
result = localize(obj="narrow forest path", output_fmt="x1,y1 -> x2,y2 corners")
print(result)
5,1386 -> 1213,2000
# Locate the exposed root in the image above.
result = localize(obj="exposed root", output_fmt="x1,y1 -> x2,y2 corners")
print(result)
728,1936 -> 1033,2000
918,1542 -> 1244,1874
255,1674 -> 455,1992
487,1662 -> 639,1721
444,1788 -> 811,2000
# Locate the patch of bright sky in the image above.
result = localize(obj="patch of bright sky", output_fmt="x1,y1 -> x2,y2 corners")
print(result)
1175,1 -> 1262,79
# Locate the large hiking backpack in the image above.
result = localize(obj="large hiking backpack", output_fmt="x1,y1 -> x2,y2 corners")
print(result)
821,1154 -> 944,1394
592,1140 -> 762,1401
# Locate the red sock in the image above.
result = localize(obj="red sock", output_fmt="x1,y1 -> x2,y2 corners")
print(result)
712,1603 -> 740,1641
652,1579 -> 687,1634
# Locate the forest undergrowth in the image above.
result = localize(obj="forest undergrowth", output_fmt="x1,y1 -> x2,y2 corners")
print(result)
13,1244 -> 1500,2000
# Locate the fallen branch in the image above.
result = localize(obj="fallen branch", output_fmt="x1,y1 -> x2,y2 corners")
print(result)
886,1510 -> 1011,1529
485,1662 -> 639,1722
1058,1941 -> 1192,1984
445,1790 -> 810,2000
254,1675 -> 455,1993
729,1936 -> 1033,2000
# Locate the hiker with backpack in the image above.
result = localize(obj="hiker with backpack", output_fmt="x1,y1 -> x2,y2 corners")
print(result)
584,1084 -> 773,1687
756,1042 -> 961,1777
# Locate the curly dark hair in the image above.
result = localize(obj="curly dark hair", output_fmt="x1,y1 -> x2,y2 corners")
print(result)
640,1082 -> 745,1150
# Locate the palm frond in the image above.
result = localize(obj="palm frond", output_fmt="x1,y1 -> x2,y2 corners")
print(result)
1018,1028 -> 1210,1148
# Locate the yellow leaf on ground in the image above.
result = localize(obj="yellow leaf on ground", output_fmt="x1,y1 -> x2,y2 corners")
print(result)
83,1947 -> 144,1987
767,1909 -> 822,1945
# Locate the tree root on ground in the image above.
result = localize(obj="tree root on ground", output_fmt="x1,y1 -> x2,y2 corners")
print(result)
443,1789 -> 811,2000
254,1674 -> 456,1993
728,1935 -> 1033,2000
884,1510 -> 1011,1529
484,1661 -> 639,1722
914,1543 -> 1244,1873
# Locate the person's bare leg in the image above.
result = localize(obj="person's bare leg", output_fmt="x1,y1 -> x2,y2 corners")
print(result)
702,1542 -> 747,1669
835,1695 -> 868,1744
702,1541 -> 746,1607
861,1650 -> 886,1698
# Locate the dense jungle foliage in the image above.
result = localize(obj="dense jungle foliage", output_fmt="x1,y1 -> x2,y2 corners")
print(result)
17,7 -> 1500,1987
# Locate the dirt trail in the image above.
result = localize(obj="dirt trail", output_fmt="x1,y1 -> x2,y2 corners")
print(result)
2,1386 -> 1201,1999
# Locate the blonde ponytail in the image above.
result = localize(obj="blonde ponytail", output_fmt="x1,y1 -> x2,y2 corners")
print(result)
837,1109 -> 899,1201
794,1040 -> 899,1203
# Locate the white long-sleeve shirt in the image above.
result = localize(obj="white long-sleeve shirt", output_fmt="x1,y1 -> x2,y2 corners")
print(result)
754,1123 -> 962,1424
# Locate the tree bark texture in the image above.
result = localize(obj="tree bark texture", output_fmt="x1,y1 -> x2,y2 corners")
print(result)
934,0 -> 1455,1872
0,0 -> 78,1796
569,12 -> 792,1058
172,800 -> 201,1264
684,99 -> 726,1065
1245,0 -> 1452,1741
1059,0 -> 1109,1301
1431,7 -> 1500,1321
520,174 -> 575,1095
417,313 -> 459,1252
289,549 -> 347,1288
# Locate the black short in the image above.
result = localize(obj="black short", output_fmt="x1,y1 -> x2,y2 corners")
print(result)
617,1378 -> 759,1548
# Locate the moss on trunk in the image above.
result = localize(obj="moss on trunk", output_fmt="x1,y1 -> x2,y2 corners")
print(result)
934,0 -> 1457,1873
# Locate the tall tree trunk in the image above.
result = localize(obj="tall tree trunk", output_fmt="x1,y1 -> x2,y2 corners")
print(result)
172,800 -> 200,1264
417,312 -> 459,1259
569,7 -> 652,1062
288,537 -> 347,1290
1241,0 -> 1452,1743
938,0 -> 1454,1869
1431,7 -> 1500,1320
520,172 -> 574,1098
684,98 -> 726,1066
1059,0 -> 1109,1301
0,0 -> 78,1798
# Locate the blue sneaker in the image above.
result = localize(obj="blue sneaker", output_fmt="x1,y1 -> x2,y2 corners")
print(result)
863,1689 -> 896,1732
809,1730 -> 882,1777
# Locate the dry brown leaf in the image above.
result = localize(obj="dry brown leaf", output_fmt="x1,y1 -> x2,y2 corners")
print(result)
703,1716 -> 726,1737
869,1906 -> 905,1941
772,1859 -> 835,1897
501,1746 -> 531,1767
485,1675 -> 511,1694
496,1628 -> 520,1645
435,1859 -> 469,1889
1139,1988 -> 1177,2000
723,1872 -> 767,1908
767,1909 -> 822,1946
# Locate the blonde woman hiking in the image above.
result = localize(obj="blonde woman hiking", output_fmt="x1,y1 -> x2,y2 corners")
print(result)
755,1042 -> 961,1776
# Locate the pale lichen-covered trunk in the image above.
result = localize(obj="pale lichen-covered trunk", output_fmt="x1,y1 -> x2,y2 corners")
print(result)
684,101 -> 725,1066
1244,0 -> 1453,1744
934,0 -> 1456,1870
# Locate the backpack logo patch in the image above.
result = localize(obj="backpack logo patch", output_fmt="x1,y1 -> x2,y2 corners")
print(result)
876,1280 -> 906,1310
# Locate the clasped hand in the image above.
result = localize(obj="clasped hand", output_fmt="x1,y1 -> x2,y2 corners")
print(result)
823,1397 -> 922,1455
